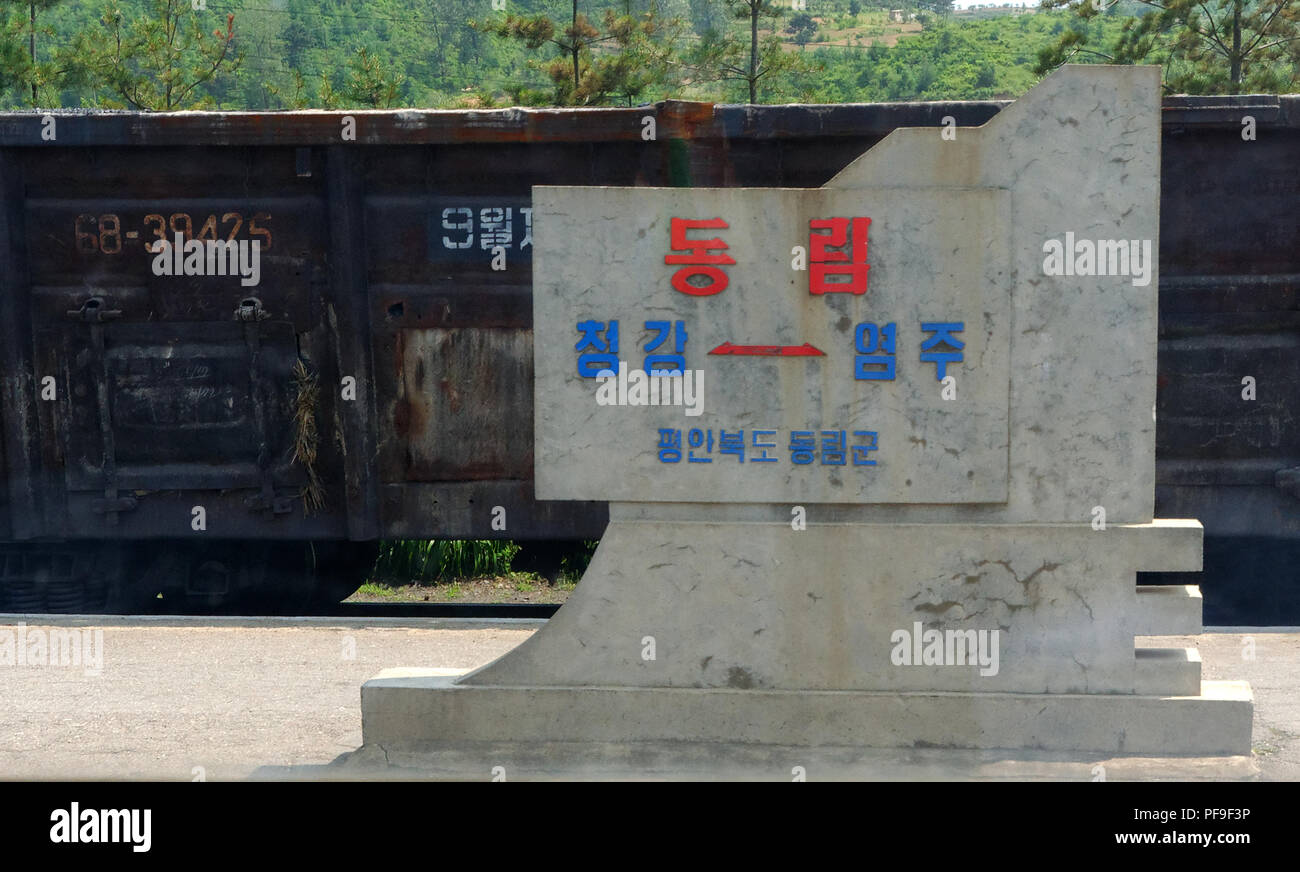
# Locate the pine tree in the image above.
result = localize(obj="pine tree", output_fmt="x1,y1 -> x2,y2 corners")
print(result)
1037,0 -> 1300,94
69,0 -> 240,110
476,0 -> 679,106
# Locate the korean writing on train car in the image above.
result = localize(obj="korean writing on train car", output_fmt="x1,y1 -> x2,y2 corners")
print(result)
439,205 -> 533,253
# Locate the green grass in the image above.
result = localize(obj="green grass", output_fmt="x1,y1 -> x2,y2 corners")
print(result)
355,582 -> 400,598
373,539 -> 521,583
370,538 -> 599,593
559,540 -> 599,582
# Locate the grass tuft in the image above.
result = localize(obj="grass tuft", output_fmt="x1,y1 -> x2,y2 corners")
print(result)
374,539 -> 522,583
291,358 -> 325,515
355,582 -> 398,598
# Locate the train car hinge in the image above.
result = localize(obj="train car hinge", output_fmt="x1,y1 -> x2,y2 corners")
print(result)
66,297 -> 135,524
237,297 -> 293,516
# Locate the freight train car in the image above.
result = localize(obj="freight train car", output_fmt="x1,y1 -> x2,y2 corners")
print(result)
0,96 -> 1295,618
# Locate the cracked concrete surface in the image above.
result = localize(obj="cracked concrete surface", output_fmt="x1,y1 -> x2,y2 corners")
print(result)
461,520 -> 1195,695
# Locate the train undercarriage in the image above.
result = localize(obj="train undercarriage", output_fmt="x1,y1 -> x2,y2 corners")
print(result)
0,540 -> 378,614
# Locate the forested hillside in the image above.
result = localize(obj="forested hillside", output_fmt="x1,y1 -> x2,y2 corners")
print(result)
0,0 -> 1295,110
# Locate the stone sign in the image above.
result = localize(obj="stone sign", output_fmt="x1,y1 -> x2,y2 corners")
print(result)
361,66 -> 1254,775
534,187 -> 1012,503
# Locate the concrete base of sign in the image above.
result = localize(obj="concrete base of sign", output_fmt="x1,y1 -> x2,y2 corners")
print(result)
334,738 -> 1259,782
362,670 -> 1253,757
360,514 -> 1253,766
459,516 -> 1221,696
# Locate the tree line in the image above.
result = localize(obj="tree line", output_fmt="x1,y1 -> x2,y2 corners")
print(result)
0,0 -> 1294,110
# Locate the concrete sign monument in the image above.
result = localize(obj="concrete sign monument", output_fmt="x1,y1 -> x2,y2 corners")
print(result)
361,66 -> 1253,774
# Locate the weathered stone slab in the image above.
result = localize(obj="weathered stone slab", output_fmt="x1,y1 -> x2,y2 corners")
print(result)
534,64 -> 1161,525
462,518 -> 1201,694
534,187 -> 1012,504
1134,648 -> 1202,696
1134,584 -> 1204,635
362,675 -> 1254,757
820,66 -> 1163,525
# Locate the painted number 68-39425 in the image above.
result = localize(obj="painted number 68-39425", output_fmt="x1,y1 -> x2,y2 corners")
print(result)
74,211 -> 273,254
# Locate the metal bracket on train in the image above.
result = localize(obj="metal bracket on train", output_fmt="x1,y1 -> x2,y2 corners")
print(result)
68,297 -> 131,523
237,296 -> 290,517
1277,467 -> 1300,500
243,491 -> 296,515
92,496 -> 138,515
66,296 -> 122,323
235,297 -> 270,322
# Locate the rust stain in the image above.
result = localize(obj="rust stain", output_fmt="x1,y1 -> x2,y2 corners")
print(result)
662,100 -> 718,140
400,334 -> 430,441
439,378 -> 461,415
392,329 -> 410,438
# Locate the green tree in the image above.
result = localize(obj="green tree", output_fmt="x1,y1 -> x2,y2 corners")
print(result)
688,0 -> 819,103
734,0 -> 784,103
320,46 -> 405,108
227,0 -> 295,109
0,0 -> 73,106
786,11 -> 818,47
688,0 -> 729,34
1037,0 -> 1300,93
69,0 -> 240,109
477,0 -> 677,106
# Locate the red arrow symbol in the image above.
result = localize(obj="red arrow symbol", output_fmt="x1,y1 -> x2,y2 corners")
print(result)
708,342 -> 825,357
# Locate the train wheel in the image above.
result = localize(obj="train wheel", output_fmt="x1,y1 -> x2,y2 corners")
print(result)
0,544 -> 118,613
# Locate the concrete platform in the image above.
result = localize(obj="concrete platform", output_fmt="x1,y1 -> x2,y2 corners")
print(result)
340,630 -> 1297,781
362,671 -> 1253,756
0,616 -> 1293,780
330,740 -> 1260,782
0,615 -> 537,780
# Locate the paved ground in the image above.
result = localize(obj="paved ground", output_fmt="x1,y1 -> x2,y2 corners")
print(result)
0,616 -> 538,781
1144,629 -> 1300,780
0,616 -> 1295,781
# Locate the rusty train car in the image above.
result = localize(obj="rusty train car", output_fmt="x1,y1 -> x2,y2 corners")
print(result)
0,96 -> 1295,619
